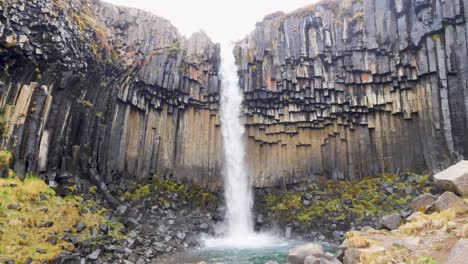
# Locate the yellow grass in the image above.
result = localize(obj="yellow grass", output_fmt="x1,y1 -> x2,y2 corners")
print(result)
0,176 -> 122,262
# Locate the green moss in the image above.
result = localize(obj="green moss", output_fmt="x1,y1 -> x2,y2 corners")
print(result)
416,255 -> 438,264
168,42 -> 179,53
90,38 -> 103,61
348,12 -> 364,24
263,173 -> 429,226
79,100 -> 94,108
124,178 -> 218,206
89,185 -> 97,194
0,150 -> 12,168
431,34 -> 439,42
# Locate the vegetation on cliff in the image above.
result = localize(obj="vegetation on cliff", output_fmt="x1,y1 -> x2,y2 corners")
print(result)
123,178 -> 218,207
261,173 -> 433,228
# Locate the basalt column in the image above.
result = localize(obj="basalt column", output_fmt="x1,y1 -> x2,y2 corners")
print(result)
0,0 -> 223,187
235,0 -> 468,186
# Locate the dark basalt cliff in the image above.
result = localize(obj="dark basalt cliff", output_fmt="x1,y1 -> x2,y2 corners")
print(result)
236,0 -> 468,186
0,0 -> 223,188
1,0 -> 468,190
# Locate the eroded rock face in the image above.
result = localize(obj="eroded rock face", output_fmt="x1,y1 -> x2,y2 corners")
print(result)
235,0 -> 468,186
0,0 -> 222,187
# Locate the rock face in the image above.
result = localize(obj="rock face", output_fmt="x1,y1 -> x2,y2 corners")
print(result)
235,0 -> 468,186
434,160 -> 468,197
0,0 -> 222,187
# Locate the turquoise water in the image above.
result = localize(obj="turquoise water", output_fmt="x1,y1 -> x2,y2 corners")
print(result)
157,241 -> 337,264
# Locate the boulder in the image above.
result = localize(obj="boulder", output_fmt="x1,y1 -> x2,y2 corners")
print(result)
344,246 -> 385,264
287,243 -> 323,264
431,192 -> 468,213
380,214 -> 402,230
448,238 -> 468,264
410,193 -> 437,212
434,160 -> 468,197
304,255 -> 320,264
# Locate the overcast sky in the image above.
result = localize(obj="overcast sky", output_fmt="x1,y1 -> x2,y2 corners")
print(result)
102,0 -> 317,43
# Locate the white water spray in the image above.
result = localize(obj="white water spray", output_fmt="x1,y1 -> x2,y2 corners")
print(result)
219,42 -> 254,237
203,43 -> 286,249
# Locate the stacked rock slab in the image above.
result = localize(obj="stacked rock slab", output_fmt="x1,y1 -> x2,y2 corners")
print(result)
235,0 -> 468,186
0,0 -> 222,187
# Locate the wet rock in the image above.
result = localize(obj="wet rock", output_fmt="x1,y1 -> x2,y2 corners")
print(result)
200,223 -> 208,230
287,243 -> 323,264
380,214 -> 402,230
434,160 -> 468,197
285,226 -> 292,239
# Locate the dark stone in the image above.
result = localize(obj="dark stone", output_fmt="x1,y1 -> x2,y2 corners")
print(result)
47,236 -> 58,245
7,204 -> 21,210
99,223 -> 109,235
75,221 -> 86,232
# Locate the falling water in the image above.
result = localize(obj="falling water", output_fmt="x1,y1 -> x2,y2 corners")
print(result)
203,43 -> 285,249
219,42 -> 254,237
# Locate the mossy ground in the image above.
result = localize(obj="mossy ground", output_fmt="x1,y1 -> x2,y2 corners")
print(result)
0,173 -> 124,263
262,173 -> 433,227
123,178 -> 218,207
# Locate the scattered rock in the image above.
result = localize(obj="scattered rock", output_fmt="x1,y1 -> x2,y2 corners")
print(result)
380,214 -> 402,230
410,193 -> 438,212
39,221 -> 54,228
47,236 -> 58,245
36,248 -> 46,254
344,246 -> 385,264
264,261 -> 279,264
99,223 -> 108,235
87,249 -> 101,260
75,221 -> 86,232
287,243 -> 323,264
448,238 -> 468,264
434,160 -> 468,197
431,192 -> 468,213
5,34 -> 17,48
7,203 -> 21,210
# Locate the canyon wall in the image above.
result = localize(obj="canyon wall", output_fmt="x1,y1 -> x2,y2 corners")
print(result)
0,0 -> 223,188
236,0 -> 468,186
2,0 -> 468,189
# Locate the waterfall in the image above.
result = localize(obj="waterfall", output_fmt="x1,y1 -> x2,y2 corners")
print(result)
219,42 -> 254,237
203,43 -> 284,249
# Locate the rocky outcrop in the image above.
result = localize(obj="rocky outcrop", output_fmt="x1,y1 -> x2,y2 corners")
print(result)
236,0 -> 468,186
0,0 -> 223,188
434,160 -> 468,197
